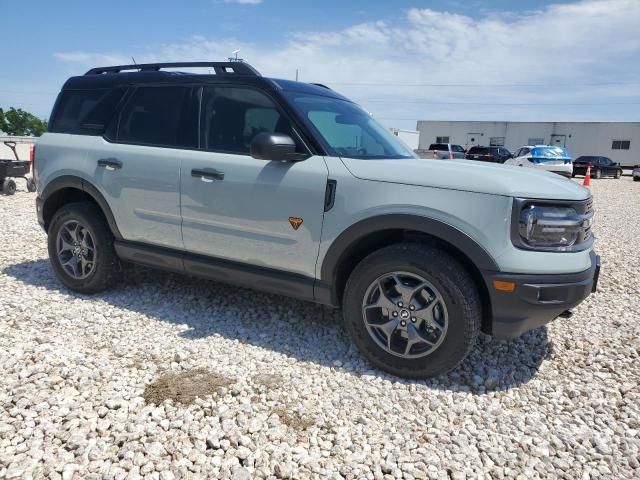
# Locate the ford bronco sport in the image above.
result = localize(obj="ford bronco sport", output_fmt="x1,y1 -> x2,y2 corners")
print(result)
35,62 -> 600,378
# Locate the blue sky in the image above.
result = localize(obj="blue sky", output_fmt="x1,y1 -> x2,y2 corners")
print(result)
1,0 -> 639,130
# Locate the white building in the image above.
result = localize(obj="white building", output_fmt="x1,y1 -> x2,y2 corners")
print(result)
416,121 -> 639,168
389,128 -> 420,151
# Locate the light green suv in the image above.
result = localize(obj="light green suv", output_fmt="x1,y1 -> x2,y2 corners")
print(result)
35,61 -> 600,378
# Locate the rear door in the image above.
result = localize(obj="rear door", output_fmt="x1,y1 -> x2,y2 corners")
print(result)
179,85 -> 328,278
88,85 -> 198,250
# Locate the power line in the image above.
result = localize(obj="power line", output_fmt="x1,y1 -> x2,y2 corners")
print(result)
357,99 -> 640,106
325,81 -> 640,87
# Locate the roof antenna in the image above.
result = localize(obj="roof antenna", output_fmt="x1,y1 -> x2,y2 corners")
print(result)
131,56 -> 140,71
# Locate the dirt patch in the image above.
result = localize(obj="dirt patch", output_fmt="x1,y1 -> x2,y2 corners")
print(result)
143,368 -> 235,405
271,407 -> 315,431
252,373 -> 284,390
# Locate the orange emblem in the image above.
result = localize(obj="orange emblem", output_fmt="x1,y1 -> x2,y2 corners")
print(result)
288,217 -> 304,230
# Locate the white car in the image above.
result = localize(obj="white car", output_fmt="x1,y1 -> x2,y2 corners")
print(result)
505,145 -> 573,178
633,166 -> 640,182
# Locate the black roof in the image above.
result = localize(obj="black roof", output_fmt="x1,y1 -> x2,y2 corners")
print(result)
62,61 -> 350,101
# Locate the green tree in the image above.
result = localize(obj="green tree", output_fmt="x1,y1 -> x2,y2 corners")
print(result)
0,107 -> 48,136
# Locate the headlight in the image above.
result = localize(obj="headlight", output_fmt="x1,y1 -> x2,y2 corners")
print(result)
512,199 -> 594,252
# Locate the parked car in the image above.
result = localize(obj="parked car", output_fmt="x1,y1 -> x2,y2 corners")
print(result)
425,143 -> 466,159
573,156 -> 622,179
505,145 -> 573,178
465,146 -> 512,163
633,165 -> 640,181
36,61 -> 599,379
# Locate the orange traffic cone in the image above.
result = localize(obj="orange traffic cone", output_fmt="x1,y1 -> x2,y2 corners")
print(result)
583,165 -> 591,187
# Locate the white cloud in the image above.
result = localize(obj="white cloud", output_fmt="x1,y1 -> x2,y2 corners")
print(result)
52,0 -> 640,127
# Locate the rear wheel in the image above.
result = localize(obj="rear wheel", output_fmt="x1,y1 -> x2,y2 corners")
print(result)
48,202 -> 120,293
343,243 -> 481,378
1,178 -> 16,195
26,177 -> 36,192
594,169 -> 602,179
614,169 -> 622,179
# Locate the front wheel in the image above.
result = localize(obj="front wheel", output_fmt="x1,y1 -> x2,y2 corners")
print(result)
343,243 -> 481,378
594,169 -> 602,179
48,202 -> 120,293
614,169 -> 622,179
26,177 -> 36,192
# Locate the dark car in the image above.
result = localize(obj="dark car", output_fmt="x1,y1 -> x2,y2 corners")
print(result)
465,146 -> 512,163
573,156 -> 622,179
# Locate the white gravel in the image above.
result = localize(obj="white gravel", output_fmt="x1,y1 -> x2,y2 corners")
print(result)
0,177 -> 639,479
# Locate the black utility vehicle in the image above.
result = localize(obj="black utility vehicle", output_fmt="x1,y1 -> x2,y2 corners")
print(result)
573,156 -> 622,179
465,146 -> 512,163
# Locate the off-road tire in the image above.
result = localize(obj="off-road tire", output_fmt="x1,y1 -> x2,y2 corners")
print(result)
343,243 -> 481,378
48,202 -> 120,293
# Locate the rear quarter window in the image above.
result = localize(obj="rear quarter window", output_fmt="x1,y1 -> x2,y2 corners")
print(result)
428,144 -> 447,151
49,88 -> 126,135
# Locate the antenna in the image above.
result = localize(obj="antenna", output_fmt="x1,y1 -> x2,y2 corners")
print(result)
229,49 -> 243,62
131,57 -> 140,71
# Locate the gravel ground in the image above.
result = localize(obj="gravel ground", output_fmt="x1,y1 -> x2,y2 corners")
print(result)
0,177 -> 638,480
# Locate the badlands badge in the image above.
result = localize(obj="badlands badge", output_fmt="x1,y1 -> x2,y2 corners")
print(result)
288,217 -> 303,230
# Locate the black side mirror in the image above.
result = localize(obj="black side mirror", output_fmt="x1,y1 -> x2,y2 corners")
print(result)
250,132 -> 304,161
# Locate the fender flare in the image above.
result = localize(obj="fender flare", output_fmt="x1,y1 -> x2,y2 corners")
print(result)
41,175 -> 123,239
317,214 -> 498,305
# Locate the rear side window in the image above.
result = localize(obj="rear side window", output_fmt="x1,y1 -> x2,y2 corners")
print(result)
116,86 -> 197,148
428,144 -> 448,151
49,88 -> 125,135
451,145 -> 465,153
468,147 -> 489,155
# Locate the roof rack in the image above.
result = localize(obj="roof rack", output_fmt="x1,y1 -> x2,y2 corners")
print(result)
84,61 -> 261,76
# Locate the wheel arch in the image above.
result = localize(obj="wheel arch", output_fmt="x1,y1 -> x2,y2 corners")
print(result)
41,175 -> 122,239
316,214 -> 498,334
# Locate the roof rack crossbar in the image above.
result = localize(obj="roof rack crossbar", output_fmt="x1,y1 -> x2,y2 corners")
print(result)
85,62 -> 261,76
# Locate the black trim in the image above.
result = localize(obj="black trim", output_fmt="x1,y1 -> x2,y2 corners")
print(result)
114,241 -> 316,302
318,214 -> 499,305
483,250 -> 599,339
39,175 -> 123,239
324,179 -> 337,212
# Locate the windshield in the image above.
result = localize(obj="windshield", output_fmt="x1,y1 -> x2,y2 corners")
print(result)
285,92 -> 416,159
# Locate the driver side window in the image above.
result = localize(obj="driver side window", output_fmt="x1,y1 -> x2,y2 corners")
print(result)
307,111 -> 384,157
200,86 -> 298,155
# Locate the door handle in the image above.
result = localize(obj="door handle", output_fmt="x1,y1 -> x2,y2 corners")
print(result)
191,168 -> 224,182
97,158 -> 123,170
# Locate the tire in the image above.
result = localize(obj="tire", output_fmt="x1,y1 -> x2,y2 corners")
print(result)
47,202 -> 120,293
634,176 -> 640,182
2,178 -> 16,195
594,169 -> 602,179
26,177 -> 36,192
614,169 -> 621,179
343,243 -> 481,378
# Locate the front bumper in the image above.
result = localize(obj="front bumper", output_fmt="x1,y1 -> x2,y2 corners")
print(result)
483,250 -> 600,339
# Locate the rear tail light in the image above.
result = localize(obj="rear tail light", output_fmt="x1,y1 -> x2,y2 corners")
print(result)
449,151 -> 453,160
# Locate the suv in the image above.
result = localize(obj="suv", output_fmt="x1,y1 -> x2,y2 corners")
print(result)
424,143 -> 466,159
465,146 -> 512,163
35,62 -> 600,378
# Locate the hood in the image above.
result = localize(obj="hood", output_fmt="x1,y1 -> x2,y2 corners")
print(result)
341,158 -> 589,200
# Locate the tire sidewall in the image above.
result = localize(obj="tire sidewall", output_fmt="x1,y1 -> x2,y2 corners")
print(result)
344,247 -> 478,378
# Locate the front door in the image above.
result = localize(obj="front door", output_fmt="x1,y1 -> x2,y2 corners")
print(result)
550,134 -> 566,147
180,85 -> 328,278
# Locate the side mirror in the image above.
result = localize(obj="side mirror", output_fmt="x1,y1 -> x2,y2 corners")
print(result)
250,132 -> 303,161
